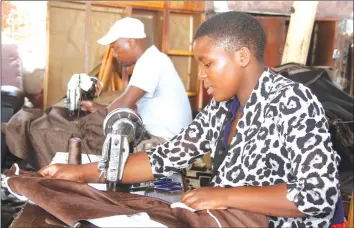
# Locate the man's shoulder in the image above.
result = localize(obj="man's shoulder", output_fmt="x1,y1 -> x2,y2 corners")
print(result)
137,45 -> 172,68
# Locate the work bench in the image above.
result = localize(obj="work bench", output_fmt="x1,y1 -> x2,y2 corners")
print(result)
9,152 -> 185,227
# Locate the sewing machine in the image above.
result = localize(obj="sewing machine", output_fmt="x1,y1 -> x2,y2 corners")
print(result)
65,73 -> 103,117
98,108 -> 145,191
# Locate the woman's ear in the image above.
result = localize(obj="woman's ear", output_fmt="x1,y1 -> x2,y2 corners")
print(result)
238,47 -> 251,67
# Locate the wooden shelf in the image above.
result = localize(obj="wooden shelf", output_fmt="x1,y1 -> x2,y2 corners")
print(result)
187,92 -> 197,97
166,50 -> 194,56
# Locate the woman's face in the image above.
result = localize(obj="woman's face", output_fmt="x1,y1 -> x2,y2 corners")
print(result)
193,36 -> 244,102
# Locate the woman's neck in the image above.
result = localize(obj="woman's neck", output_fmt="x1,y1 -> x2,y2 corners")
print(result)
236,63 -> 265,106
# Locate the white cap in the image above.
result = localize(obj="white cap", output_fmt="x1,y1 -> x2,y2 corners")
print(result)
97,17 -> 146,45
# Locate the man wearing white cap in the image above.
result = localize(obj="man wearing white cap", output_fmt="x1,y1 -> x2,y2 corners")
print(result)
80,17 -> 192,146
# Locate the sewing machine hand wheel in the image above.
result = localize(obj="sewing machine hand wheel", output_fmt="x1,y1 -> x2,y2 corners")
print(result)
103,108 -> 144,146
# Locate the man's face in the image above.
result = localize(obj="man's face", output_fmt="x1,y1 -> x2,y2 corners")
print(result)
110,38 -> 135,66
193,36 -> 243,102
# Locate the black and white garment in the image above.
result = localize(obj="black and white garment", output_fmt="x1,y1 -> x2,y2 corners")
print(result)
146,68 -> 340,227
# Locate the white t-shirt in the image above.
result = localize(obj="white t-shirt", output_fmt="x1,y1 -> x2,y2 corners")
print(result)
128,45 -> 192,139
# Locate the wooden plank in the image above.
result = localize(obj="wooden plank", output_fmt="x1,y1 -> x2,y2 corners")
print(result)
186,91 -> 197,97
311,21 -> 338,67
124,5 -> 132,17
74,1 -> 205,12
256,16 -> 286,67
43,2 -> 51,108
166,50 -> 194,56
166,1 -> 205,12
161,5 -> 169,53
121,6 -> 132,89
84,2 -> 92,74
90,1 -> 164,10
349,191 -> 354,228
196,13 -> 205,111
282,1 -> 319,65
167,13 -> 194,51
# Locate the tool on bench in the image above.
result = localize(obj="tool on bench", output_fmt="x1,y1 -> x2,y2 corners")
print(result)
130,177 -> 183,192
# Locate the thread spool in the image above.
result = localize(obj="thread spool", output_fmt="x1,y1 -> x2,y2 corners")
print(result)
68,137 -> 82,165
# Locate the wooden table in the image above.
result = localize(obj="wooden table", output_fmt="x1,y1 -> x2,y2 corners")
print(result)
10,152 -> 184,227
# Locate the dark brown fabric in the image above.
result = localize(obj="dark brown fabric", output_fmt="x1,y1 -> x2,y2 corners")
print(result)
9,203 -> 65,228
7,172 -> 268,227
2,107 -> 105,169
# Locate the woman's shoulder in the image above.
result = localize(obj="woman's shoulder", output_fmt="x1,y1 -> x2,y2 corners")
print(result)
270,72 -> 319,103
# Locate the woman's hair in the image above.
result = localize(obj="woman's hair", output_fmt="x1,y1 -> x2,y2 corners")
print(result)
194,11 -> 266,62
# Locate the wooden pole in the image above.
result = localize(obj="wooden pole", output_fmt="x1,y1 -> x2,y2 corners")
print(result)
84,2 -> 92,74
281,1 -> 319,65
196,13 -> 206,111
121,6 -> 132,89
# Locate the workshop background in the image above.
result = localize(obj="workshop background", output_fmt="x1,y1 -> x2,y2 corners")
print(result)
1,1 -> 353,227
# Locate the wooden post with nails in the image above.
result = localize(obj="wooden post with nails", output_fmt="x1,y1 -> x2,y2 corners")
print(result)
281,1 -> 319,64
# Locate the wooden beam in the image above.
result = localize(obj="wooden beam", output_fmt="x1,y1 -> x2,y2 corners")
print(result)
281,1 -> 319,65
121,6 -> 132,89
43,2 -> 51,108
349,191 -> 354,228
123,5 -> 132,16
84,2 -> 92,74
166,50 -> 194,56
196,13 -> 205,111
165,1 -> 205,12
186,92 -> 197,97
161,2 -> 169,53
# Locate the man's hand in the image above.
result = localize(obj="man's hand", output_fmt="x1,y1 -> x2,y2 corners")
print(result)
38,164 -> 85,183
80,100 -> 106,113
181,187 -> 228,210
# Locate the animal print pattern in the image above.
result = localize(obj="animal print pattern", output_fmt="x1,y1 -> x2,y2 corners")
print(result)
146,68 -> 340,227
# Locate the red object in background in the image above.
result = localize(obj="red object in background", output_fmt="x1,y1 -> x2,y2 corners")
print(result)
1,43 -> 23,89
1,43 -> 44,109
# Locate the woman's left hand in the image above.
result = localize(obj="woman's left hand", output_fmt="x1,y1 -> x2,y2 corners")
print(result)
181,187 -> 229,210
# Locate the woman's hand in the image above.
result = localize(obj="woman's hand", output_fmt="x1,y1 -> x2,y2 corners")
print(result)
80,100 -> 106,113
181,187 -> 229,210
38,164 -> 85,183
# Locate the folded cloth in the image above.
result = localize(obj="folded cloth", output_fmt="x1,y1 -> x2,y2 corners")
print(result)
2,107 -> 105,169
6,165 -> 268,227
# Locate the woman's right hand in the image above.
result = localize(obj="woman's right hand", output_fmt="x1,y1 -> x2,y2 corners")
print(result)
38,164 -> 85,183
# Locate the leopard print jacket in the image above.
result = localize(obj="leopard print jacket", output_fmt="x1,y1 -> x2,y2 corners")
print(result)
146,69 -> 340,227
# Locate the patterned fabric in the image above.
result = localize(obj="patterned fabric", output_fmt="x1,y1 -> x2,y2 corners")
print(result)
147,68 -> 340,227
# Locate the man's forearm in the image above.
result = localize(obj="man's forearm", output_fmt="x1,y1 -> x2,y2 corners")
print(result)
106,86 -> 145,113
224,183 -> 304,218
82,152 -> 154,184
